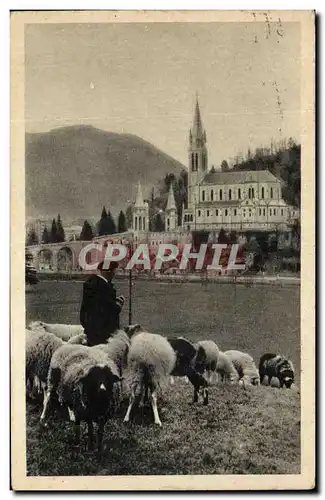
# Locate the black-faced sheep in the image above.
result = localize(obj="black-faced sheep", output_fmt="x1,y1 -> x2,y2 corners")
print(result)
40,343 -> 122,455
29,321 -> 84,341
167,336 -> 208,405
224,350 -> 260,386
123,331 -> 176,426
194,340 -> 220,384
259,353 -> 295,388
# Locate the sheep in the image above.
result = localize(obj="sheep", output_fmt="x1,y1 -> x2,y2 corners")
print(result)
40,343 -> 122,455
26,328 -> 64,400
215,351 -> 239,384
167,336 -> 208,405
259,353 -> 295,388
28,321 -> 84,341
224,350 -> 260,386
123,331 -> 176,426
67,333 -> 88,345
194,340 -> 220,384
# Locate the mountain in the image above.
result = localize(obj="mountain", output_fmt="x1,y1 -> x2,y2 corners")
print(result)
25,126 -> 185,222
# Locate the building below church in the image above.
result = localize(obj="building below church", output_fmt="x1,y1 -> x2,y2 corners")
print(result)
131,96 -> 299,239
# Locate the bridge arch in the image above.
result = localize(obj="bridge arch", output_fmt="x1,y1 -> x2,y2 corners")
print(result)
36,248 -> 54,271
57,246 -> 75,271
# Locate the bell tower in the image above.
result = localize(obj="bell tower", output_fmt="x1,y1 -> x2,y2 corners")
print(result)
188,95 -> 208,209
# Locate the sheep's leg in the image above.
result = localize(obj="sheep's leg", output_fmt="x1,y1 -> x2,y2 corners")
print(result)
87,421 -> 94,451
96,417 -> 105,457
150,390 -> 162,427
123,385 -> 136,423
170,376 -> 175,385
40,388 -> 52,423
68,406 -> 76,422
193,385 -> 199,403
184,376 -> 189,384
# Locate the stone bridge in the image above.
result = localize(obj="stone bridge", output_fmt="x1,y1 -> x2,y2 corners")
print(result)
26,241 -> 92,272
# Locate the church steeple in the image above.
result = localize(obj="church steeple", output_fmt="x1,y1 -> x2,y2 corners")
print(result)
188,94 -> 208,210
134,181 -> 144,207
166,183 -> 176,211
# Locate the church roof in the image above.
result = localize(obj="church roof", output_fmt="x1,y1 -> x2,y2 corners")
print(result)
200,169 -> 280,185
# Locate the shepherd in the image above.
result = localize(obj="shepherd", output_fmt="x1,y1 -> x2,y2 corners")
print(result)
80,260 -> 125,346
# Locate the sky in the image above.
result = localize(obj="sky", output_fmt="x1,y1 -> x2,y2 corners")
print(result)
25,21 -> 301,167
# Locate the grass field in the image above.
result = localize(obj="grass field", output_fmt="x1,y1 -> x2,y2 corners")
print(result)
26,280 -> 300,475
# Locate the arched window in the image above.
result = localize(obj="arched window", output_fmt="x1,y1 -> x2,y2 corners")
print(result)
234,209 -> 237,216
252,188 -> 255,198
216,209 -> 219,216
195,153 -> 198,171
191,154 -> 195,171
261,187 -> 265,199
228,189 -> 232,200
211,189 -> 214,201
207,210 -> 210,216
198,210 -> 201,217
135,217 -> 138,230
191,214 -> 193,221
270,187 -> 273,199
238,188 -> 241,199
225,209 -> 228,216
219,189 -> 223,201
139,217 -> 142,231
143,217 -> 146,230
202,190 -> 205,202
248,188 -> 251,199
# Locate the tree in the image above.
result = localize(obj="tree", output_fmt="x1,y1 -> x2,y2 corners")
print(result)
229,231 -> 237,243
125,205 -> 133,229
118,211 -> 127,233
26,228 -> 39,246
217,228 -> 229,244
221,160 -> 229,172
98,206 -> 110,236
154,213 -> 165,232
80,220 -> 94,241
41,226 -> 50,244
107,211 -> 116,234
25,249 -> 38,284
50,218 -> 58,243
56,214 -> 65,242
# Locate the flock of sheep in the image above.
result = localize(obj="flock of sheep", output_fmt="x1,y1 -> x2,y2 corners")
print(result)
26,320 -> 295,456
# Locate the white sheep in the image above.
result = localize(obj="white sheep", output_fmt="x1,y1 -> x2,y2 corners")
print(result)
224,350 -> 260,386
67,333 -> 88,345
123,331 -> 176,426
40,343 -> 122,454
194,340 -> 219,384
216,351 -> 239,384
28,321 -> 84,341
26,328 -> 64,399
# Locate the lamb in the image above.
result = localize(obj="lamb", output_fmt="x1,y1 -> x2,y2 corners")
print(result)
40,343 -> 122,455
167,336 -> 208,405
26,328 -> 64,399
194,340 -> 220,384
95,329 -> 133,376
216,351 -> 239,384
259,353 -> 295,388
224,350 -> 260,386
28,321 -> 84,341
123,331 -> 176,426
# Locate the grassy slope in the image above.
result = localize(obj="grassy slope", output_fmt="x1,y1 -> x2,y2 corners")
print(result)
27,381 -> 300,476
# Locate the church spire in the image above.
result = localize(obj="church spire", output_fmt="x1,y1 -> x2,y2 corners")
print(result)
166,183 -> 176,211
191,94 -> 206,142
134,181 -> 144,207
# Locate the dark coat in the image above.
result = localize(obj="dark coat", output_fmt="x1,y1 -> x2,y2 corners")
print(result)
80,274 -> 121,346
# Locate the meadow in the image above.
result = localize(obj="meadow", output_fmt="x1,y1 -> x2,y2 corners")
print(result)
26,279 -> 300,476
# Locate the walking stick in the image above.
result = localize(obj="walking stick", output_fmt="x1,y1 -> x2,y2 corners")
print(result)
128,242 -> 133,325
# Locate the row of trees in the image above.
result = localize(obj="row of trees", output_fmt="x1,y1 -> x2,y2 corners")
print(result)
26,209 -> 130,246
220,137 -> 301,207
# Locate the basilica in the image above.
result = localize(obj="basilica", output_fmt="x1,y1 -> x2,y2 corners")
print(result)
132,97 -> 299,238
